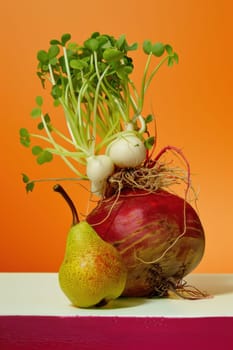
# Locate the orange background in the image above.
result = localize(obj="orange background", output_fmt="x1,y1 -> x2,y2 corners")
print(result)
0,0 -> 232,273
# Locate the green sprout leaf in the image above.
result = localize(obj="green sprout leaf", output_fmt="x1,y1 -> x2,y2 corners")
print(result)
31,145 -> 53,165
144,136 -> 155,149
31,107 -> 41,118
19,128 -> 30,147
48,45 -> 60,59
152,42 -> 165,57
166,52 -> 179,67
97,35 -> 111,49
68,42 -> 79,51
103,48 -> 124,62
19,128 -> 29,137
116,34 -> 126,49
44,113 -> 51,123
145,114 -> 153,124
143,40 -> 153,54
37,50 -> 49,64
173,52 -> 179,64
21,174 -> 35,193
91,32 -> 100,39
53,99 -> 60,107
51,85 -> 62,99
36,150 -> 53,165
49,57 -> 58,66
26,182 -> 35,193
116,34 -> 138,52
41,64 -> 49,72
70,59 -> 88,70
32,145 -> 43,155
168,56 -> 174,67
37,122 -> 44,130
42,113 -> 52,132
22,173 -> 30,183
50,39 -> 61,45
35,96 -> 43,107
37,72 -> 46,88
43,150 -> 53,162
61,33 -> 71,46
84,38 -> 99,51
165,44 -> 173,55
116,65 -> 133,79
127,42 -> 138,51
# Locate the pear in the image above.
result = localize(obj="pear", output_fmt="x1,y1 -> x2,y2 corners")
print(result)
53,184 -> 127,308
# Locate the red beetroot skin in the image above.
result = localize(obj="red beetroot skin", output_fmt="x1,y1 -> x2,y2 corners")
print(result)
87,189 -> 205,297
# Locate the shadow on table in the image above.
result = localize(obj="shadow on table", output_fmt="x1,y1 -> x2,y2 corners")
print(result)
68,297 -> 146,311
97,297 -> 146,309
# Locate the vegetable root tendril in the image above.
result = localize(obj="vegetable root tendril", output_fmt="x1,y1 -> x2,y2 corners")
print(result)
146,265 -> 210,299
105,145 -> 194,201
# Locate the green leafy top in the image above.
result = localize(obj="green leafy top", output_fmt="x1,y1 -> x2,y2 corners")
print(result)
20,32 -> 178,191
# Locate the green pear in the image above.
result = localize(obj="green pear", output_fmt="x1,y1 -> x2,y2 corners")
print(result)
54,184 -> 127,308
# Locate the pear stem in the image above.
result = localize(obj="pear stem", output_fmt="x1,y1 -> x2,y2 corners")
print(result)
53,184 -> 79,225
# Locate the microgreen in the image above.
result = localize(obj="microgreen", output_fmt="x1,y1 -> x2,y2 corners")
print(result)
20,32 -> 178,191
20,128 -> 30,147
21,174 -> 35,192
144,136 -> 155,150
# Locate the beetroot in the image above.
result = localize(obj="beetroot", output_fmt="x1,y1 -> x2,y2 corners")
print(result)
87,189 -> 205,297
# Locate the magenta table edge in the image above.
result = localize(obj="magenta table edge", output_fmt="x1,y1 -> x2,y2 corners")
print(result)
0,315 -> 233,349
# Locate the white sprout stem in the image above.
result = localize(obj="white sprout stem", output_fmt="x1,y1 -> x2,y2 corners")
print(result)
46,148 -> 86,165
128,79 -> 139,101
52,127 -> 76,146
48,64 -> 56,85
30,133 -> 75,154
58,95 -> 90,156
121,82 -> 132,122
138,52 -> 152,113
93,51 -> 100,79
76,79 -> 90,127
93,54 -> 129,135
26,177 -> 88,188
80,81 -> 111,146
30,133 -> 54,144
137,115 -> 146,133
76,81 -> 97,154
95,116 -> 121,152
61,85 -> 80,148
67,122 -> 78,148
62,46 -> 76,104
129,95 -> 139,114
144,55 -> 169,93
40,114 -> 84,177
63,106 -> 79,148
113,98 -> 128,123
103,76 -> 130,122
128,80 -> 140,114
92,59 -> 110,154
48,62 -> 81,151
65,118 -> 90,156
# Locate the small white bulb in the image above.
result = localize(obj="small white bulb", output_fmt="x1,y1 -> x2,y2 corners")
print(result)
107,134 -> 146,168
86,155 -> 114,182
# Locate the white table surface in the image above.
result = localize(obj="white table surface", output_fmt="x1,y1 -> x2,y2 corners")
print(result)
0,273 -> 232,318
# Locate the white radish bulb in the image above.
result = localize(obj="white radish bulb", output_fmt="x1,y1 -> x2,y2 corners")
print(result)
86,155 -> 114,182
107,134 -> 146,168
90,180 -> 105,197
